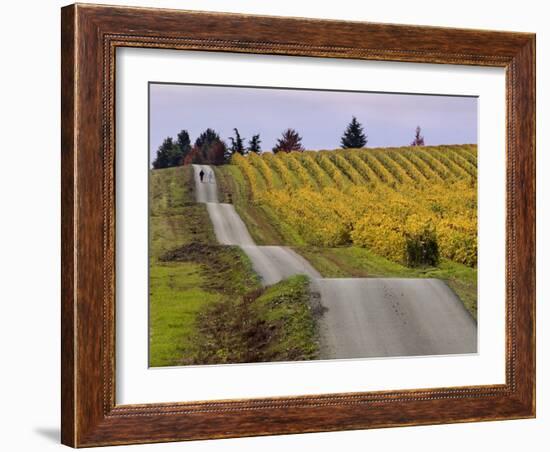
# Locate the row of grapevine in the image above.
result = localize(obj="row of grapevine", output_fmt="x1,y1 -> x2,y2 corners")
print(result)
231,145 -> 478,266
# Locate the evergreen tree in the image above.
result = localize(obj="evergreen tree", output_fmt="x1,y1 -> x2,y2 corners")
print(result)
152,137 -> 181,169
340,116 -> 367,149
176,129 -> 192,160
248,134 -> 262,154
229,128 -> 246,155
195,128 -> 222,151
411,126 -> 425,146
272,128 -> 304,153
224,145 -> 234,163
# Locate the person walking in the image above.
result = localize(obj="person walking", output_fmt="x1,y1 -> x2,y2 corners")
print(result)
199,169 -> 205,182
208,171 -> 213,183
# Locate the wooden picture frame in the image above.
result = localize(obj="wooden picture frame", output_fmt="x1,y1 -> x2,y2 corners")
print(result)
61,3 -> 535,447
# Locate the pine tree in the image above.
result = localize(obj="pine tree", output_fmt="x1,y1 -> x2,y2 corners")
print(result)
248,134 -> 262,154
340,116 -> 367,149
272,128 -> 304,153
195,128 -> 222,151
176,129 -> 192,160
152,137 -> 180,169
224,145 -> 234,163
229,128 -> 246,155
411,126 -> 425,146
168,145 -> 183,167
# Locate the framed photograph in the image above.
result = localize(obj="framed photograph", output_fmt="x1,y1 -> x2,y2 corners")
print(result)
61,3 -> 535,447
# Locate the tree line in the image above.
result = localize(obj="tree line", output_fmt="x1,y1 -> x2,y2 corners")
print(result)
152,117 -> 425,169
152,128 -> 261,169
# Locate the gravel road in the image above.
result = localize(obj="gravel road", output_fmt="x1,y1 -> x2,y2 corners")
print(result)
312,278 -> 477,358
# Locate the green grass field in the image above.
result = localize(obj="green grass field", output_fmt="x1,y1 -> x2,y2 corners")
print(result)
149,263 -> 218,366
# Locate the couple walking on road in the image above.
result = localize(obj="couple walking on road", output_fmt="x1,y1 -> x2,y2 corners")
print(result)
199,169 -> 213,183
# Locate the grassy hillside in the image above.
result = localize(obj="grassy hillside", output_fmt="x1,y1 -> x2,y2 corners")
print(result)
181,275 -> 320,364
149,166 -> 320,366
149,166 -> 262,366
217,145 -> 478,318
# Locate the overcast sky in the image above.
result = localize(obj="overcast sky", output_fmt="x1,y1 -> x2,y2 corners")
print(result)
149,83 -> 477,161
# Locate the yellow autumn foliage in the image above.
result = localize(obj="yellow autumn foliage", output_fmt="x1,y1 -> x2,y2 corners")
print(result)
232,145 -> 478,267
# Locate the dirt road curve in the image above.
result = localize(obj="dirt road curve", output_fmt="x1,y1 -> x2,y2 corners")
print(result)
192,164 -> 477,359
241,246 -> 321,286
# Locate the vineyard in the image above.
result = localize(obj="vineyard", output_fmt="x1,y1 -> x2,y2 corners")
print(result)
231,145 -> 477,268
